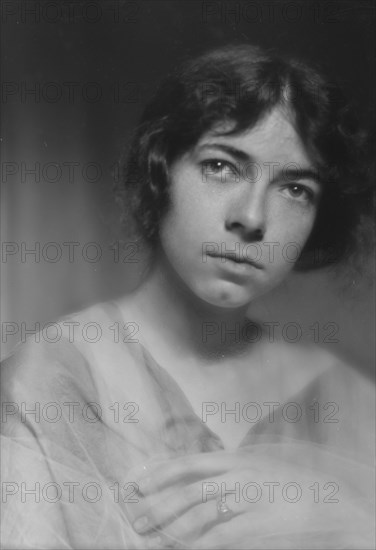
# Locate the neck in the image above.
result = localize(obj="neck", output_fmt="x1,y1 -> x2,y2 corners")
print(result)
127,247 -> 253,361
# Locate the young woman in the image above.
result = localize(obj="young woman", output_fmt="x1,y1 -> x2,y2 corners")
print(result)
1,44 -> 374,549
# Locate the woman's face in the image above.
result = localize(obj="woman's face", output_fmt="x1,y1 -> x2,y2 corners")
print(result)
158,107 -> 322,308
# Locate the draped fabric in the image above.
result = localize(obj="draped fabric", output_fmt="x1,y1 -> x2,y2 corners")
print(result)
1,302 -> 375,549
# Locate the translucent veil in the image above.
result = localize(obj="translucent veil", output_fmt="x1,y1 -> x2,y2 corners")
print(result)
1,302 -> 374,549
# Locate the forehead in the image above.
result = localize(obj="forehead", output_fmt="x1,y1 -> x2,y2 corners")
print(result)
194,107 -> 313,168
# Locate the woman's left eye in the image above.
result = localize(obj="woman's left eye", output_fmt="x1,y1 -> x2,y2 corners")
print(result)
282,184 -> 314,202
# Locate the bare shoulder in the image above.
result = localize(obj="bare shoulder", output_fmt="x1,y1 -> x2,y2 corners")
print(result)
253,326 -> 374,409
0,300 -> 137,403
249,326 -> 338,389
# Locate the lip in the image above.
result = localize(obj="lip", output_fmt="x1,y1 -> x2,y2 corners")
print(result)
207,253 -> 264,270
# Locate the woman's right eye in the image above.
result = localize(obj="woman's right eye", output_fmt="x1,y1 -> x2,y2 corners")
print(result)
201,159 -> 239,181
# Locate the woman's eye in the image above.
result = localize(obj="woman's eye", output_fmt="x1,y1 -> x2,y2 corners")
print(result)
282,184 -> 314,202
201,159 -> 239,181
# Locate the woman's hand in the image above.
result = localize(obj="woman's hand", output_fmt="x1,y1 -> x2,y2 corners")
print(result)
126,448 -> 343,549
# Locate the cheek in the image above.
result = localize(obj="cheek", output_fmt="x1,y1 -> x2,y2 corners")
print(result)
286,219 -> 316,249
265,205 -> 317,271
158,197 -> 200,267
167,172 -> 204,225
160,175 -> 214,252
269,202 -> 317,245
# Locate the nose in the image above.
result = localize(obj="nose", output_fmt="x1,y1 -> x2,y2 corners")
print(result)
225,187 -> 267,241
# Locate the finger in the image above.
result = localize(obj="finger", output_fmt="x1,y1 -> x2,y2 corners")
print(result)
191,513 -> 251,549
132,480 -> 214,534
133,471 -> 249,534
137,451 -> 247,495
153,498 -> 241,548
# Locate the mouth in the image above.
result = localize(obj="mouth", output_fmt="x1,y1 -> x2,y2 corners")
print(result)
207,252 -> 264,270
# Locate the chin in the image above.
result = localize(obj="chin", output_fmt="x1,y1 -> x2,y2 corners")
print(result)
192,280 -> 257,309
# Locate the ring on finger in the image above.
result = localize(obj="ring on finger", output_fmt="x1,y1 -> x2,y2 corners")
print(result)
216,498 -> 234,522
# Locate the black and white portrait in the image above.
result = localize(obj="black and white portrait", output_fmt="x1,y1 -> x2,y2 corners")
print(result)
1,1 -> 375,548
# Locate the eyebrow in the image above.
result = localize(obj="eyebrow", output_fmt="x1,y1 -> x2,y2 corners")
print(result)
197,143 -> 323,185
198,143 -> 251,163
283,168 -> 323,185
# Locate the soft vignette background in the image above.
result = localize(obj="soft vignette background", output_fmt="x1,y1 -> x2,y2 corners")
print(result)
1,0 -> 374,372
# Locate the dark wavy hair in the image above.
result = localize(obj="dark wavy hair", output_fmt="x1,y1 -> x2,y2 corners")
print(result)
122,43 -> 374,270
